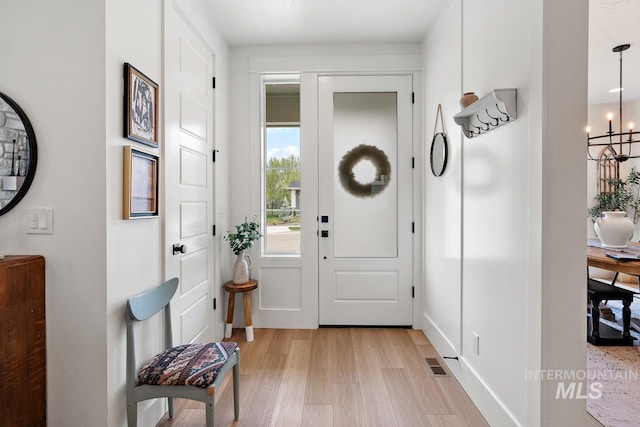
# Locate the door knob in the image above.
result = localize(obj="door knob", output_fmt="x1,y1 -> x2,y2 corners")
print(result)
172,243 -> 187,255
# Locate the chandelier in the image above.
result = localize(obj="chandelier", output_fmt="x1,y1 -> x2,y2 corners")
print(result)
587,43 -> 640,162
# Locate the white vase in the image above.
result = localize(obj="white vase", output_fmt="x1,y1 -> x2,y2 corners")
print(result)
594,211 -> 635,248
232,251 -> 249,284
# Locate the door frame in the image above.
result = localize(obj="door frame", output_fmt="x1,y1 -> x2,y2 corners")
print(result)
245,54 -> 424,329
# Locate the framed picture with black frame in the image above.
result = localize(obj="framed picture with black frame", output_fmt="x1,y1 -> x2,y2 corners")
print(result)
123,63 -> 158,147
123,146 -> 159,219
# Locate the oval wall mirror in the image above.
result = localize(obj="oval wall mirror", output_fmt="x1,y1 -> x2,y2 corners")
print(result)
430,132 -> 448,177
0,92 -> 38,216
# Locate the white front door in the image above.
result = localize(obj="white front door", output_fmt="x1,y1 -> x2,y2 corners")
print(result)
318,75 -> 414,326
164,6 -> 215,344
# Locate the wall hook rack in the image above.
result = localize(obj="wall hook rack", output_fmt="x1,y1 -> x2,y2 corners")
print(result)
453,89 -> 517,139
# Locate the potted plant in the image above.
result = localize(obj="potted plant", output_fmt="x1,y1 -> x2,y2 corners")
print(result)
224,217 -> 262,284
589,167 -> 640,246
589,167 -> 640,222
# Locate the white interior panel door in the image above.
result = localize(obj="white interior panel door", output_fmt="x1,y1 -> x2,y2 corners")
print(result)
164,6 -> 215,344
318,75 -> 413,326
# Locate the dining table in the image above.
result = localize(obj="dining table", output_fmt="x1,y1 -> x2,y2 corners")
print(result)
587,239 -> 640,278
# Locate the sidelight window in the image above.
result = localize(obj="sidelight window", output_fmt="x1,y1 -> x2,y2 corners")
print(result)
261,76 -> 301,255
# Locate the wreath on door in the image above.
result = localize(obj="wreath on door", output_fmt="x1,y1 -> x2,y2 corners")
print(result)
337,144 -> 391,198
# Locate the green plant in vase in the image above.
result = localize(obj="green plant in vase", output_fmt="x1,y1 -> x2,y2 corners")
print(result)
224,217 -> 262,284
589,167 -> 640,247
589,167 -> 640,224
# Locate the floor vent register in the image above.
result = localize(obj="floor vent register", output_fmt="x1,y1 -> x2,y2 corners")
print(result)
425,357 -> 448,376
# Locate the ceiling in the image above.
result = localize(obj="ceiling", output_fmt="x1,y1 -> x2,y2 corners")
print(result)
185,0 -> 640,105
186,0 -> 447,46
590,0 -> 640,104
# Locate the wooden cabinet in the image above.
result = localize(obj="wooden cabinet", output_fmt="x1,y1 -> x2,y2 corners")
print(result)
0,255 -> 46,426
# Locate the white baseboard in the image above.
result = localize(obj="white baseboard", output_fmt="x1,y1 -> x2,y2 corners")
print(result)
137,398 -> 165,427
422,312 -> 522,427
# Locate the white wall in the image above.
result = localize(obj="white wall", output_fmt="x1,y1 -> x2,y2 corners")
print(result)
538,0 -> 588,423
422,0 -> 588,425
0,2 -> 108,426
422,0 -> 463,358
105,1 -> 164,425
461,0 -> 535,423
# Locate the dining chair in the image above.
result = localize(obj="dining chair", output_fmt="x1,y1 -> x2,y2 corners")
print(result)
126,277 -> 240,427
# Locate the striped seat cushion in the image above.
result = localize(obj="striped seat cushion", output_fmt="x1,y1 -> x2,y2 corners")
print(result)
138,342 -> 238,388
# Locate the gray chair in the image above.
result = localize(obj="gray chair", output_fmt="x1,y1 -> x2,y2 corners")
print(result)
126,278 -> 240,427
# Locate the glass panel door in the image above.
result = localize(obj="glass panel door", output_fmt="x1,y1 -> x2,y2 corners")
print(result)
318,75 -> 413,326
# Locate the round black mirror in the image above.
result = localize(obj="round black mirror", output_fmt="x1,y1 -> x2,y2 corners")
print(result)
0,92 -> 37,216
430,132 -> 448,177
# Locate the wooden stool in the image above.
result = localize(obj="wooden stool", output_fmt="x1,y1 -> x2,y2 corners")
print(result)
224,279 -> 258,342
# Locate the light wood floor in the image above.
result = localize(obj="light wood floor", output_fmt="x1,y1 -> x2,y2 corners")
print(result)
157,328 -> 489,427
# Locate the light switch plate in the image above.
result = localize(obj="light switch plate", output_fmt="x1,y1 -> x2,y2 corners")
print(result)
26,208 -> 53,234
